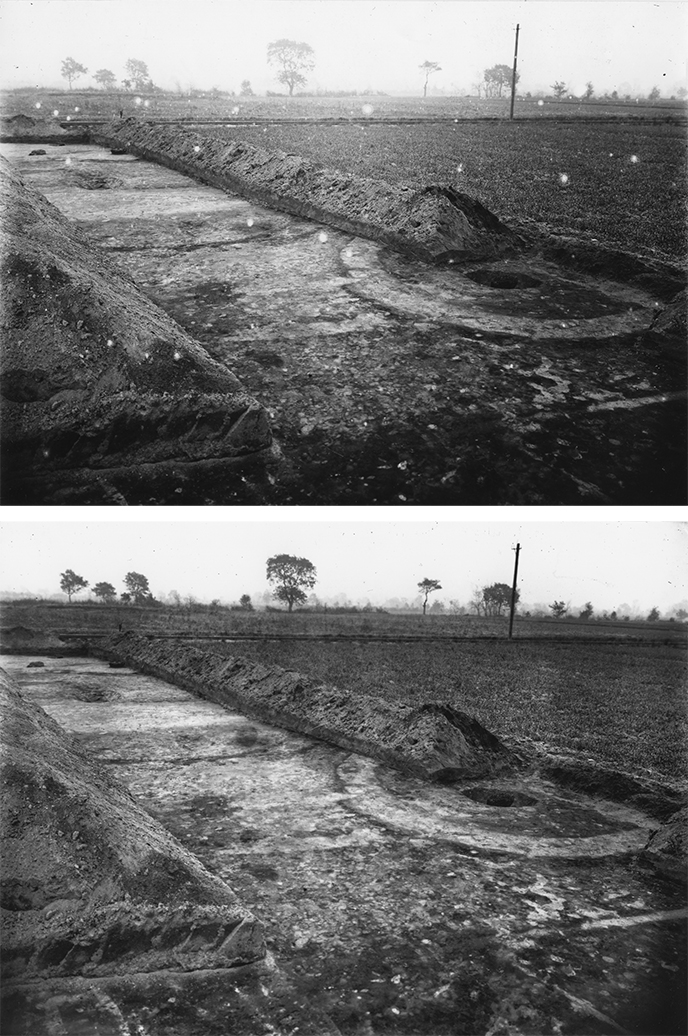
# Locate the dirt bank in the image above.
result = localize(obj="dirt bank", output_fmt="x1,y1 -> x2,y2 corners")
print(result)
0,625 -> 85,656
91,119 -> 522,263
99,633 -> 687,883
0,158 -> 276,504
100,632 -> 520,782
0,667 -> 271,1030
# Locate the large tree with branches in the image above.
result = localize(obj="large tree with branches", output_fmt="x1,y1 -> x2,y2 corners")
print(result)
60,569 -> 88,602
61,57 -> 88,90
267,39 -> 315,96
266,554 -> 317,612
483,63 -> 518,98
419,60 -> 441,98
417,578 -> 442,615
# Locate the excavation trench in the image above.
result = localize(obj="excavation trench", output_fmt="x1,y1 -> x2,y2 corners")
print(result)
2,652 -> 686,1036
1,135 -> 685,504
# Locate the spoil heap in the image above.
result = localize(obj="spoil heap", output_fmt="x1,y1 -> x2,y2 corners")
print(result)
0,668 -> 266,1031
92,119 -> 522,263
100,633 -> 520,782
0,625 -> 77,656
0,158 -> 275,504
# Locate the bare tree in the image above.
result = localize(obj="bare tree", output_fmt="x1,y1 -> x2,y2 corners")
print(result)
551,80 -> 567,100
549,601 -> 568,618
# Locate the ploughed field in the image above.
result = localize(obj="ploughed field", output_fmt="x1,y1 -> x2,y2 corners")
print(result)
213,118 -> 686,262
4,601 -> 686,783
195,636 -> 687,783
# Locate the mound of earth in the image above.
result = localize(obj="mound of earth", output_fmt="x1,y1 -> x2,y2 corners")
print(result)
93,119 -> 522,263
0,158 -> 276,504
99,633 -> 520,781
0,667 -> 266,990
0,625 -> 77,656
0,113 -> 86,145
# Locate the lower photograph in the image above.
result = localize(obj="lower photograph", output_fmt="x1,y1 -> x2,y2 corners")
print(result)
0,518 -> 686,1036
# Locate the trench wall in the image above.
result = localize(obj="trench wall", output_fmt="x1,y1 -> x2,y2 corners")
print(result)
91,119 -> 521,263
98,632 -> 518,782
0,669 -> 266,984
0,158 -> 275,504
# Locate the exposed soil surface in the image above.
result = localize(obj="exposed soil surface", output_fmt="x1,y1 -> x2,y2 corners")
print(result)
1,139 -> 685,504
0,155 -> 275,505
98,631 -> 522,783
2,655 -> 686,1036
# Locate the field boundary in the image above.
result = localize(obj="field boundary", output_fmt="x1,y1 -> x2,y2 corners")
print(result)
43,630 -> 688,647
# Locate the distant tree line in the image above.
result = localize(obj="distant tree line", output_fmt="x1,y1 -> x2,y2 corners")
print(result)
61,56 -> 157,93
58,561 -> 681,624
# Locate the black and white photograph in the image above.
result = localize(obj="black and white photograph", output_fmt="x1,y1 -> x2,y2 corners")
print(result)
0,0 -> 686,505
1,0 -> 687,1034
0,517 -> 686,1034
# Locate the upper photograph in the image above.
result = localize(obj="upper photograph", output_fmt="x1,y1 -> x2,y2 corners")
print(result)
1,0 -> 686,506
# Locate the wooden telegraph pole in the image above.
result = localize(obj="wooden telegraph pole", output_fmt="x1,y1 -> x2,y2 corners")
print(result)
509,23 -> 520,120
508,542 -> 521,639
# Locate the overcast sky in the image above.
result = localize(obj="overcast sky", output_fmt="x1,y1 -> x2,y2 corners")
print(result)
0,517 -> 685,613
1,1 -> 685,97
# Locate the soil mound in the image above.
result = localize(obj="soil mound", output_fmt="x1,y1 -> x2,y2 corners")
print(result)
99,633 -> 520,781
0,158 -> 275,504
0,625 -> 76,656
0,667 -> 266,993
0,113 -> 87,145
92,119 -> 522,263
